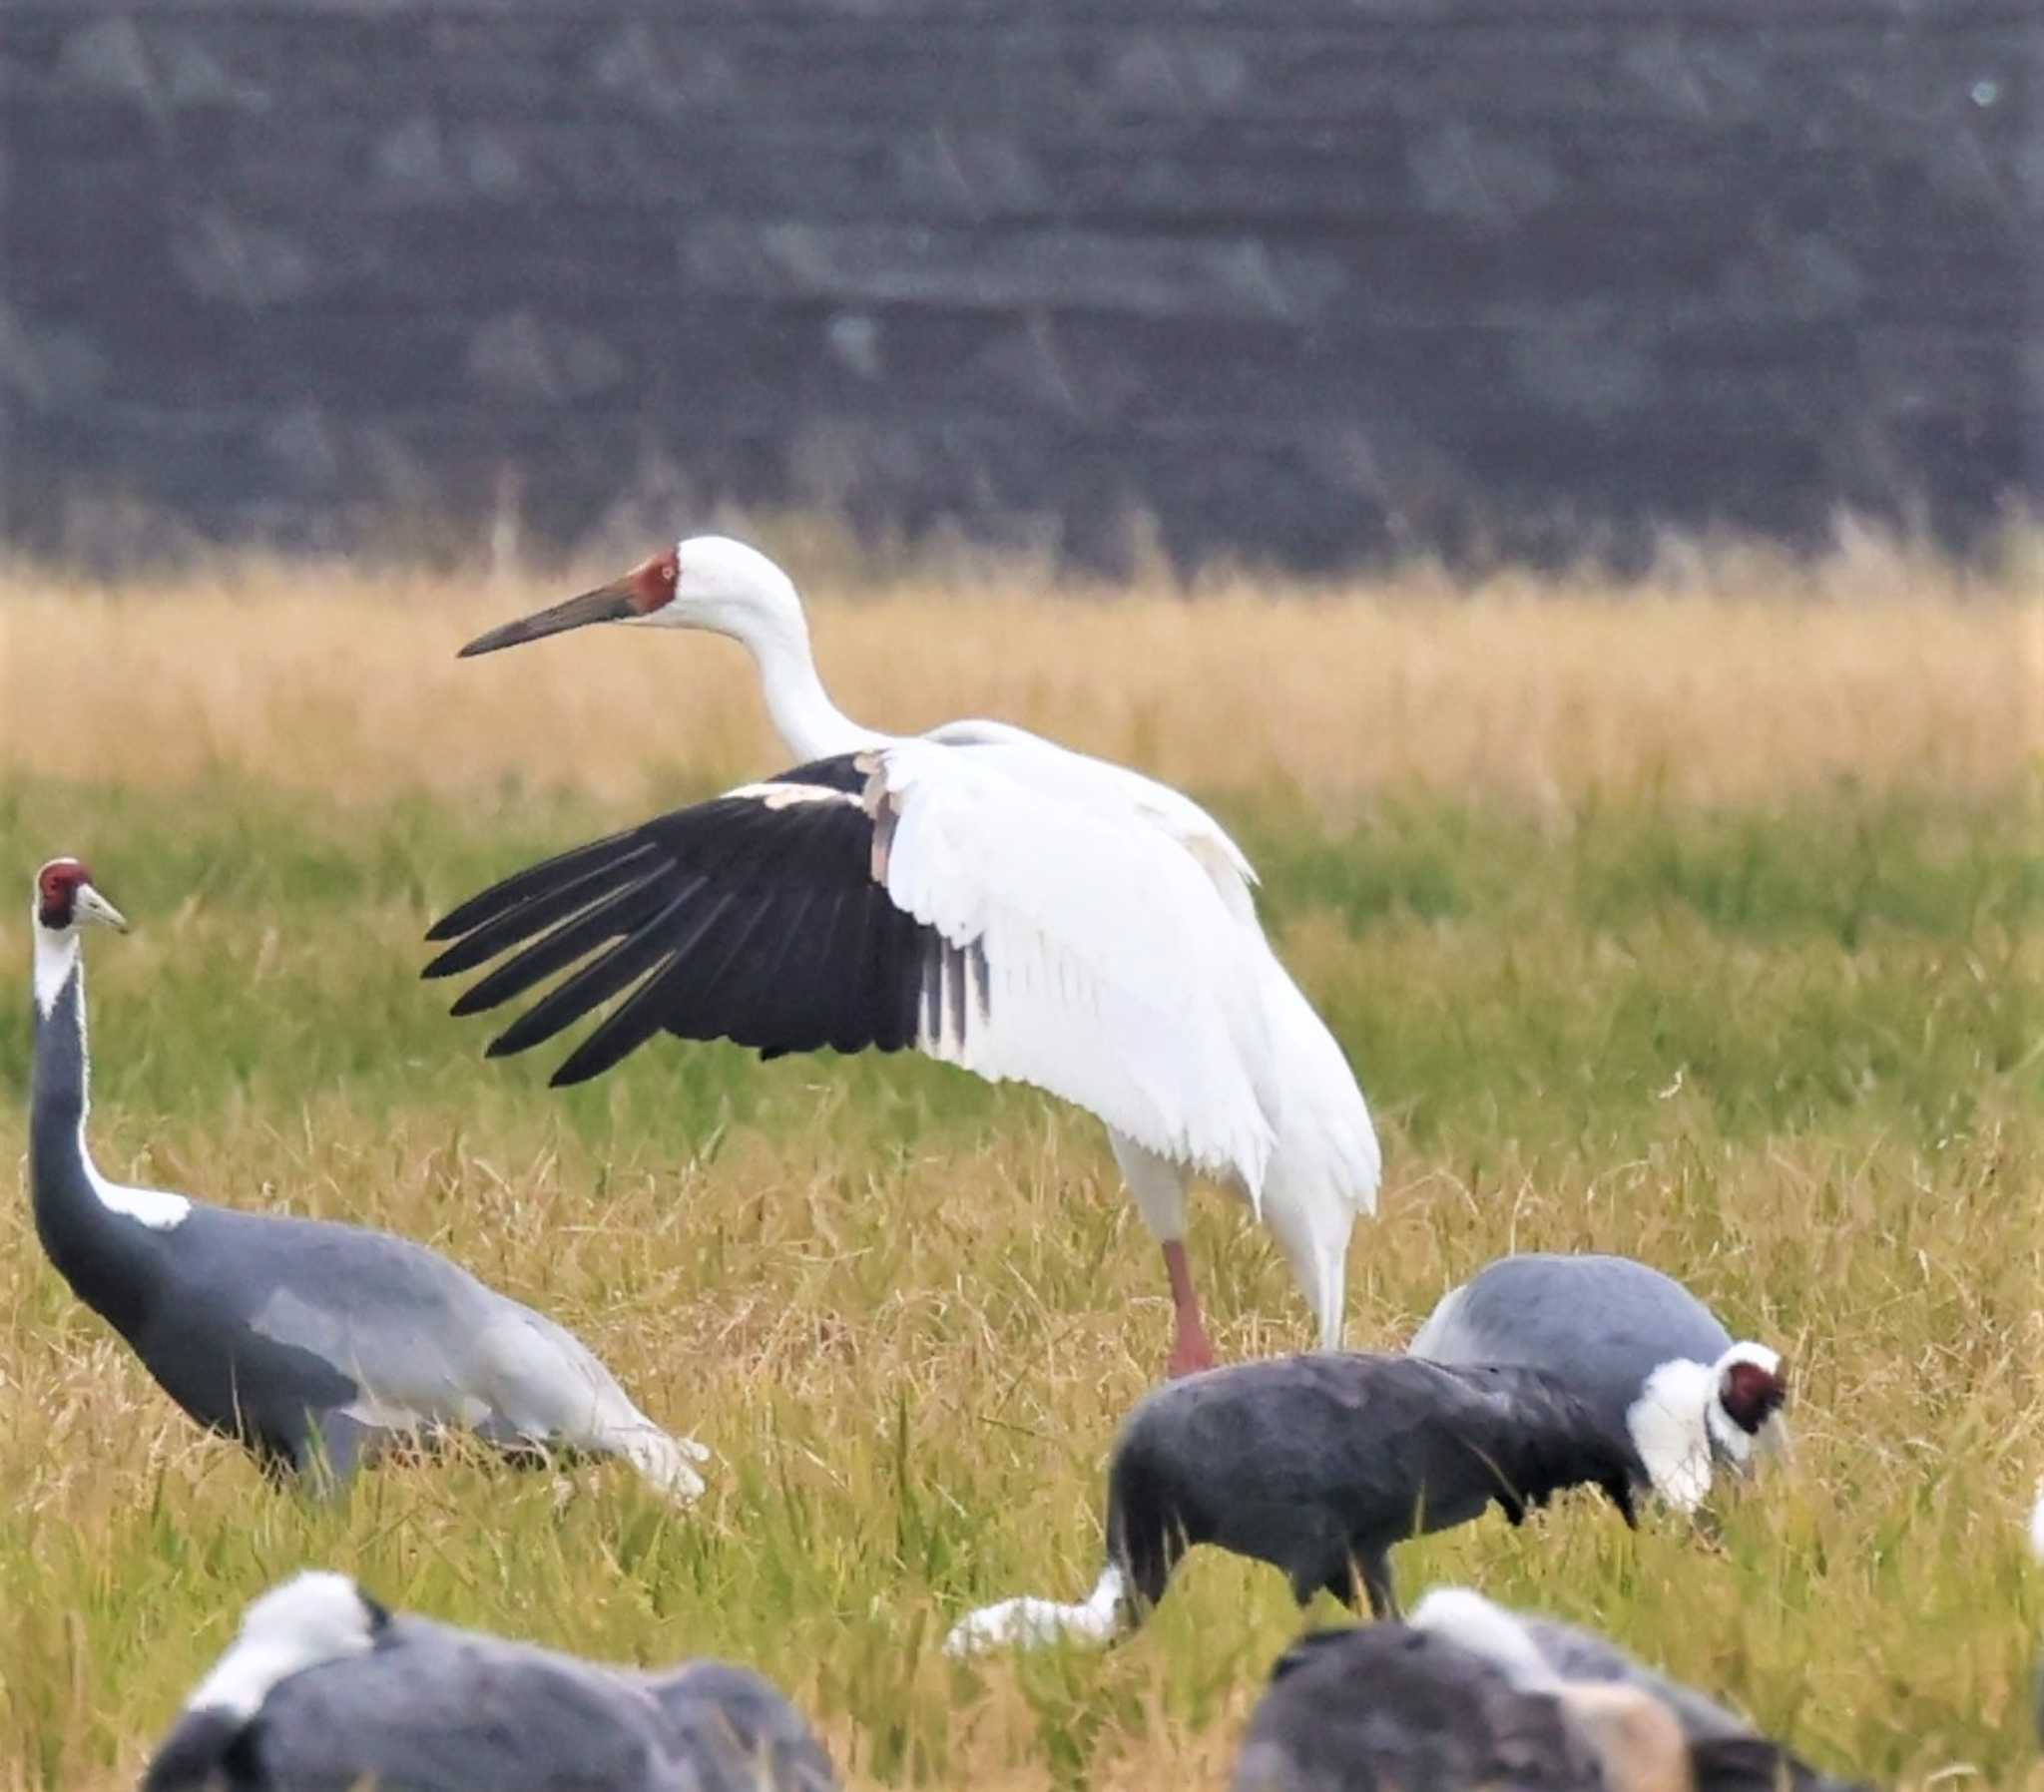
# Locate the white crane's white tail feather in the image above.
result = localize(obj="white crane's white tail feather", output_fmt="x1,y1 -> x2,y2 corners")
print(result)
943,1568 -> 1129,1657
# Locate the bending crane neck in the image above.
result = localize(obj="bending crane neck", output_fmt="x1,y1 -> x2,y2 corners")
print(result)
738,611 -> 882,763
28,932 -> 161,1334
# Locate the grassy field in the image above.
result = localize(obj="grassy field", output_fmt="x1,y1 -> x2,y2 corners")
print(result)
2,539 -> 2041,1788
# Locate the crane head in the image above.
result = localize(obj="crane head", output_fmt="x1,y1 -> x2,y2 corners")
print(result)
457,536 -> 803,659
1707,1344 -> 1787,1470
33,858 -> 128,934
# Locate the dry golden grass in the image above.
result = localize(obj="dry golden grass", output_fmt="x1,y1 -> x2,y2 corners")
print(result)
4,527 -> 2037,809
1,536 -> 2041,1789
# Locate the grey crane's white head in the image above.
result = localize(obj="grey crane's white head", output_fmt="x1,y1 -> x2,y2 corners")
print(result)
456,536 -> 806,662
31,858 -> 128,1017
182,1571 -> 389,1721
1626,1343 -> 1788,1512
34,858 -> 127,937
1706,1343 -> 1788,1461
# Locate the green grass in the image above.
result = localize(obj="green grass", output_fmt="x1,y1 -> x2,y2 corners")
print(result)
2,772 -> 2040,1788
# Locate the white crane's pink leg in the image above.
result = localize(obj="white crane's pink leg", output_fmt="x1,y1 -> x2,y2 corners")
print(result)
1111,1132 -> 1216,1379
1161,1239 -> 1218,1378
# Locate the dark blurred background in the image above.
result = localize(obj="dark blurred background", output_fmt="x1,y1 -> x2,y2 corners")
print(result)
3,1 -> 2038,574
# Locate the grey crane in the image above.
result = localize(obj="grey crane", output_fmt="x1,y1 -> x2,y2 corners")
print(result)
1407,1586 -> 1872,1792
944,1351 -> 1640,1654
141,1569 -> 838,1792
1230,1619 -> 1685,1792
1409,1252 -> 1788,1511
25,858 -> 705,1498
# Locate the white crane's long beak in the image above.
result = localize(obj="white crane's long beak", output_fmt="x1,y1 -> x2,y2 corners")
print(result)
75,883 -> 128,932
457,578 -> 641,658
458,549 -> 684,658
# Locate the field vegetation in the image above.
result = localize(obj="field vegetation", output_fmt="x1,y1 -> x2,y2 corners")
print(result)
2,530 -> 2040,1789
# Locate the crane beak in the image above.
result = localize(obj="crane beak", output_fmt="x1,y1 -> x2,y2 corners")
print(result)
457,578 -> 640,659
75,884 -> 129,933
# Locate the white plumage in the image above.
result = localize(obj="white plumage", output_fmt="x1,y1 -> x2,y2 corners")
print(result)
435,536 -> 1382,1373
870,738 -> 1278,1188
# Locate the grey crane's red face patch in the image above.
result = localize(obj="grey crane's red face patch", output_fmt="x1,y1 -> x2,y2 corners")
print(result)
35,858 -> 97,929
1719,1358 -> 1788,1433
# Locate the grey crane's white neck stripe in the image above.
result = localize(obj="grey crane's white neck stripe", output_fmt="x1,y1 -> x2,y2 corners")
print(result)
31,924 -> 192,1231
31,923 -> 80,1021
1625,1359 -> 1717,1510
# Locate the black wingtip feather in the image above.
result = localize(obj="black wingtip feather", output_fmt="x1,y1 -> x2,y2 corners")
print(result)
429,760 -> 950,1085
451,983 -> 510,1019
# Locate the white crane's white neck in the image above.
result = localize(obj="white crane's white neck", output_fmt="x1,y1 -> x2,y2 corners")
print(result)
721,594 -> 881,763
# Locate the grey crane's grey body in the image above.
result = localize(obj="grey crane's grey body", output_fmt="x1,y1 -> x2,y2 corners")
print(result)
945,1352 -> 1640,1655
25,859 -> 703,1499
1409,1253 -> 1788,1511
142,1571 -> 838,1792
1230,1619 -> 1705,1792
1231,1622 -> 1614,1792
1408,1587 -> 1873,1792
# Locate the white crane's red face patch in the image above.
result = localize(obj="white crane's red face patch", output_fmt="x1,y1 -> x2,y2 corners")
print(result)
35,858 -> 96,930
627,548 -> 681,614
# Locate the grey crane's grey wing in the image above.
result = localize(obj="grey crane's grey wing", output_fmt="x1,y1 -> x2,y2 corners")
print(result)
644,1661 -> 840,1791
422,753 -> 948,1086
1449,1255 -> 1733,1370
227,1216 -> 508,1432
1405,1280 -> 1480,1361
1516,1612 -> 1753,1741
1410,1255 -> 1733,1445
250,1623 -> 673,1791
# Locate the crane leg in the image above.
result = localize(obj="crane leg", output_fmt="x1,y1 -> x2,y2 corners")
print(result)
1110,1132 -> 1215,1378
1161,1241 -> 1217,1379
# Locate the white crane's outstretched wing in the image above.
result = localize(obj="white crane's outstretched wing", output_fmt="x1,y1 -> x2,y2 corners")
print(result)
425,745 -> 1277,1188
921,719 -> 1262,922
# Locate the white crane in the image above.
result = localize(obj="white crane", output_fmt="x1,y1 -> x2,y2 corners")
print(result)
429,536 -> 1381,1376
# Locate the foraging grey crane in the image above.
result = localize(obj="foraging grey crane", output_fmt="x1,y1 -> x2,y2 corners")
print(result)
1408,1253 -> 1788,1511
142,1569 -> 838,1792
1230,1620 -> 1680,1792
943,1351 -> 1640,1655
1406,1587 -> 1872,1792
26,858 -> 705,1498
427,535 -> 1381,1378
